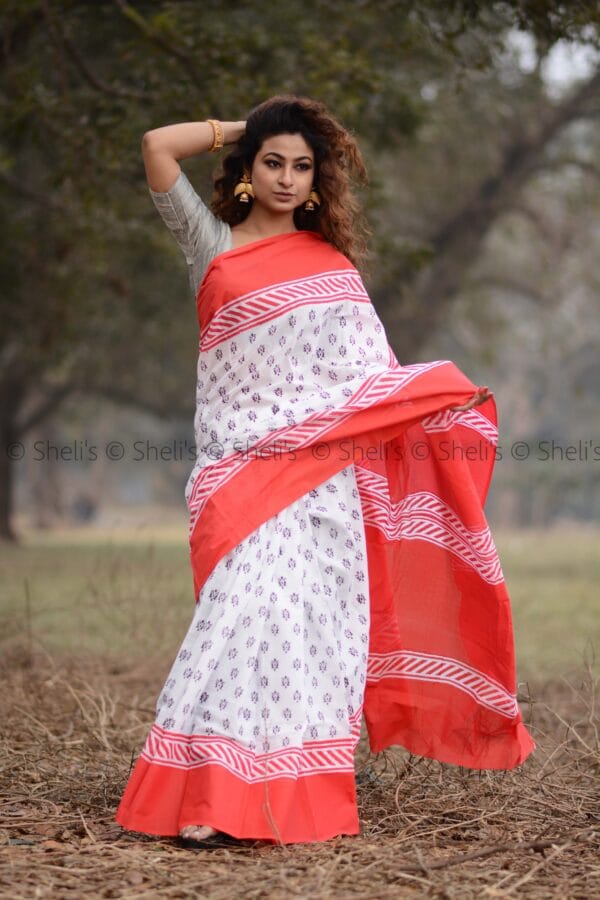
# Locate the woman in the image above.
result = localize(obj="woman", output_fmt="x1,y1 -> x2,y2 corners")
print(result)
115,96 -> 534,848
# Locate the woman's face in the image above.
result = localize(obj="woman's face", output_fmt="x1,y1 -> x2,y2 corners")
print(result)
250,133 -> 315,214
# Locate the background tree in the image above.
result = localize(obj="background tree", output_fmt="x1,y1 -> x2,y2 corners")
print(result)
1,0 -> 599,537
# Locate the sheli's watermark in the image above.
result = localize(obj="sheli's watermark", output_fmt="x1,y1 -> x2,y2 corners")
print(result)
5,439 -> 197,463
4,437 -> 600,464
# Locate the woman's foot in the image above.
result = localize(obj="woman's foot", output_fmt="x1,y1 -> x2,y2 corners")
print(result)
179,825 -> 219,842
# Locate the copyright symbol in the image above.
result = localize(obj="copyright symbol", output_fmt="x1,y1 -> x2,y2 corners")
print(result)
412,441 -> 430,461
206,441 -> 224,460
511,441 -> 529,460
313,443 -> 330,460
6,442 -> 25,460
106,441 -> 125,461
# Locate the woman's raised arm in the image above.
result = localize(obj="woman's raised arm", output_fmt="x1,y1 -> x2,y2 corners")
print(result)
141,120 -> 246,192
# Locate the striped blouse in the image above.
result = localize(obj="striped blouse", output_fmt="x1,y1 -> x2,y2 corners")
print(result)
149,170 -> 232,300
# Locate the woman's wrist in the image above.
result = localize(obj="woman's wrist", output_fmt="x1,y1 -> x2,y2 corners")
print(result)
221,120 -> 246,145
206,120 -> 246,151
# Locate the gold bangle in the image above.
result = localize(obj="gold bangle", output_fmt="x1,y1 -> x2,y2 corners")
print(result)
206,119 -> 224,152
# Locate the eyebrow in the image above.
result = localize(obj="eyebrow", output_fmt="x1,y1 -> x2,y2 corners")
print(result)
262,151 -> 313,162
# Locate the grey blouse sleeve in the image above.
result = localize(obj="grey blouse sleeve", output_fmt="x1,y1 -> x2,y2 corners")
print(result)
149,169 -> 232,299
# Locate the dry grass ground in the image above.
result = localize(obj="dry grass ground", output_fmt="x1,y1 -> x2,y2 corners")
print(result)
0,525 -> 598,898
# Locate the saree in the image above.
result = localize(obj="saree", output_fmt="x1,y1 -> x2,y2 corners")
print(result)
115,230 -> 534,844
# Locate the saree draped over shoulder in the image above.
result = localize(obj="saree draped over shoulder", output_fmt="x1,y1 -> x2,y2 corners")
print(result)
115,230 -> 534,844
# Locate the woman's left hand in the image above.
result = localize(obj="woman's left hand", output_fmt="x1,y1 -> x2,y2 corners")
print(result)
450,385 -> 493,412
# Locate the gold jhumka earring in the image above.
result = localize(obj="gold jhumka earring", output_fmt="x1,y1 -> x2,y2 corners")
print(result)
234,169 -> 254,203
304,189 -> 321,212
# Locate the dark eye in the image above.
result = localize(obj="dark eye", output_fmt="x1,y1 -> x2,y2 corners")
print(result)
297,163 -> 312,171
266,159 -> 280,167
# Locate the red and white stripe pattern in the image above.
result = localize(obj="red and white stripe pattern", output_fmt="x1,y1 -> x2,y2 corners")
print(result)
422,407 -> 499,445
140,707 -> 363,781
187,360 -> 450,536
200,269 -> 370,351
367,651 -> 518,718
355,468 -> 504,584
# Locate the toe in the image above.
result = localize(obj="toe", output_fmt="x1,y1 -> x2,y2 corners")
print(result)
180,825 -> 218,841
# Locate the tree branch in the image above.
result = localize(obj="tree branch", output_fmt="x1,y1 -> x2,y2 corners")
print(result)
42,0 -> 154,102
527,155 -> 600,180
17,383 -> 75,436
112,0 -> 204,91
0,169 -> 69,210
468,274 -> 551,306
17,377 -> 191,435
500,201 -> 557,244
395,828 -> 594,875
84,383 -> 191,421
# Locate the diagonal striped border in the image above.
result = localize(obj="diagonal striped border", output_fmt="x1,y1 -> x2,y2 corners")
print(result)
140,707 -> 363,781
187,360 -> 449,536
200,269 -> 370,351
367,650 -> 518,718
355,470 -> 503,584
421,407 -> 498,444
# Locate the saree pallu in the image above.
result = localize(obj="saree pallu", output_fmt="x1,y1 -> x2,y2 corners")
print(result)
115,230 -> 535,844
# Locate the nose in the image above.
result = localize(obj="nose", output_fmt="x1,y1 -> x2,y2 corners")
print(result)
278,165 -> 294,188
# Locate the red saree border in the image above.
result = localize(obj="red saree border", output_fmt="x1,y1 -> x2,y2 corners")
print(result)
115,757 -> 360,843
115,708 -> 364,843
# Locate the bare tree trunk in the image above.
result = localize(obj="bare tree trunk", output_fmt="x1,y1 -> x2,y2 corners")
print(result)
0,377 -> 76,542
0,377 -> 26,541
377,70 -> 600,361
30,421 -> 65,530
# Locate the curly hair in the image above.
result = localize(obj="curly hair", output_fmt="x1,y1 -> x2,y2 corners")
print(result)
210,95 -> 371,270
